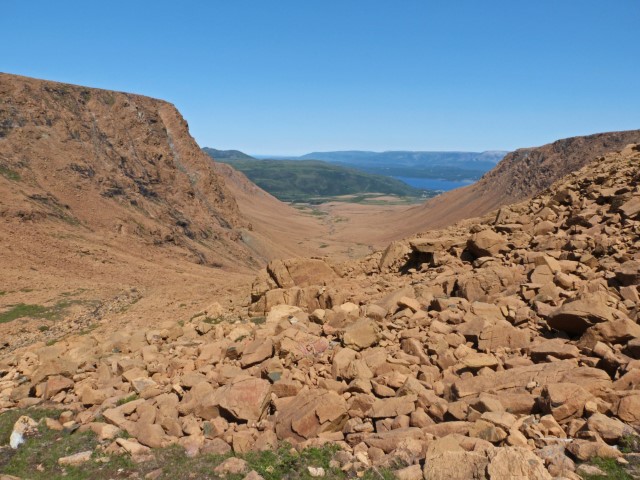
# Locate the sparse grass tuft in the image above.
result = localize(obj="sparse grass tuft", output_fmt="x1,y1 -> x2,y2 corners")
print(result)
620,434 -> 640,454
250,316 -> 267,325
580,457 -> 634,480
0,165 -> 21,181
116,394 -> 139,406
203,316 -> 224,325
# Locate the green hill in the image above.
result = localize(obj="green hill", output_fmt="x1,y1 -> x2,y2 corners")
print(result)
202,147 -> 255,161
203,149 -> 427,203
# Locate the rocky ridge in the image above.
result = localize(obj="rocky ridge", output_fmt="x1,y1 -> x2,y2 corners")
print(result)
389,129 -> 640,235
1,144 -> 639,478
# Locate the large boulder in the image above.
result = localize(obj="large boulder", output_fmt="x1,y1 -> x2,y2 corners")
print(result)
342,319 -> 380,351
423,446 -> 551,480
267,258 -> 338,289
467,229 -> 507,257
547,294 -> 623,335
275,389 -> 348,442
539,383 -> 593,422
205,376 -> 271,423
452,360 -> 611,399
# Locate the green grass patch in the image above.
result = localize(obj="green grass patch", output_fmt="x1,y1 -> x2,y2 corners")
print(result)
243,443 -> 341,480
0,299 -> 89,324
580,457 -> 634,480
0,408 -> 134,480
0,304 -> 50,323
0,165 -> 21,181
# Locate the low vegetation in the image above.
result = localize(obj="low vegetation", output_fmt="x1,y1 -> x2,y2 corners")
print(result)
580,457 -> 635,480
0,164 -> 21,181
0,299 -> 85,324
0,409 -> 395,479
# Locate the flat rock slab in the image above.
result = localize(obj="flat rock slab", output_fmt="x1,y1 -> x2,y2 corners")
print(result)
452,360 -> 611,399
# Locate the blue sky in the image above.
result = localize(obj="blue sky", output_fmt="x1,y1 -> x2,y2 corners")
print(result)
2,1 -> 639,154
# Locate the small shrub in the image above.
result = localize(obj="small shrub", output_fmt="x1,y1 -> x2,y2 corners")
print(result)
250,316 -> 267,325
116,394 -> 139,406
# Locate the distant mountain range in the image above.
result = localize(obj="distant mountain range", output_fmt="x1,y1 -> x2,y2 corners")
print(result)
257,150 -> 509,181
202,148 -> 428,203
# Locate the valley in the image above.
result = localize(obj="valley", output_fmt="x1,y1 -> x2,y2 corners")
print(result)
0,73 -> 639,480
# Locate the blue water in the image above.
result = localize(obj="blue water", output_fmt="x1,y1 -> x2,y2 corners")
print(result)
393,176 -> 474,191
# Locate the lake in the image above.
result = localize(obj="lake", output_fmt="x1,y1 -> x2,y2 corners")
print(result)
393,176 -> 475,191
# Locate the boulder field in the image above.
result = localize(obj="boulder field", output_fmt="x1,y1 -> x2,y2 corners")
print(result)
1,145 -> 639,479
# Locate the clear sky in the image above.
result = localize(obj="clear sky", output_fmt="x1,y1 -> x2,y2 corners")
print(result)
2,1 -> 639,154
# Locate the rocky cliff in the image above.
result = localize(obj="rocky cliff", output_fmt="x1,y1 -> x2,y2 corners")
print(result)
0,73 -> 251,267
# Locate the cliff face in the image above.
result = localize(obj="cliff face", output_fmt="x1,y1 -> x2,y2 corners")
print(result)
0,73 -> 250,267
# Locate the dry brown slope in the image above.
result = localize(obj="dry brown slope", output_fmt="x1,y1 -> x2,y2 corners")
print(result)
0,73 -> 290,350
211,161 -> 328,260
381,129 -> 640,238
0,72 -> 256,267
213,162 -> 412,260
